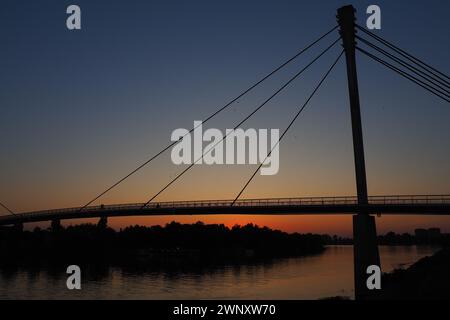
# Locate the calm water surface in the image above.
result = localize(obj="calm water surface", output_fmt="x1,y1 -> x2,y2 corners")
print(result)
0,246 -> 439,299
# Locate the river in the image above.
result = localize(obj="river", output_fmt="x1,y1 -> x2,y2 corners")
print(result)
0,245 -> 439,299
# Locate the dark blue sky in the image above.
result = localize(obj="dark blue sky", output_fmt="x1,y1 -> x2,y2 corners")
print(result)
1,1 -> 449,234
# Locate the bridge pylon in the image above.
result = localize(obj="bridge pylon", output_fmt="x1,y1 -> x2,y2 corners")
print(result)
50,219 -> 62,232
337,5 -> 381,300
97,216 -> 108,229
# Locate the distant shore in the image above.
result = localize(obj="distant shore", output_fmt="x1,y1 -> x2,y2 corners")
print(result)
0,221 -> 325,268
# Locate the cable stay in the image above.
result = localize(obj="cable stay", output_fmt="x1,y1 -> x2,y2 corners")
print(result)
231,50 -> 344,205
141,38 -> 342,208
356,24 -> 450,85
78,26 -> 339,212
0,201 -> 15,216
356,36 -> 450,93
357,46 -> 450,103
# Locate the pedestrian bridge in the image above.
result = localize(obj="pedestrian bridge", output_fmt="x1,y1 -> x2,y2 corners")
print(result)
1,195 -> 450,226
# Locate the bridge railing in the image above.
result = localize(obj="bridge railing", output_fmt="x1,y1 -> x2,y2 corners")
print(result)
2,195 -> 450,220
369,195 -> 450,205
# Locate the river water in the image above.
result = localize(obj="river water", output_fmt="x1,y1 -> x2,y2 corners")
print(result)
0,245 -> 438,300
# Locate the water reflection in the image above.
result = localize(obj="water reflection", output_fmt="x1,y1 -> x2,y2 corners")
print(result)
0,246 -> 439,300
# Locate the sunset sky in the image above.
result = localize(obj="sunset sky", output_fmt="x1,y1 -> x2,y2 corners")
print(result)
1,0 -> 449,236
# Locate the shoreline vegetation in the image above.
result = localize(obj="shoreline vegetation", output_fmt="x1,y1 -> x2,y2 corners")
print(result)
378,247 -> 450,299
0,222 -> 326,268
1,222 -> 448,269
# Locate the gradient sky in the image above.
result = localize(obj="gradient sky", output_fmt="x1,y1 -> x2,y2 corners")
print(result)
1,0 -> 449,236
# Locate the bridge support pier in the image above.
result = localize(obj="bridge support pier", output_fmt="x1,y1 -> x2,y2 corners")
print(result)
97,216 -> 108,229
353,213 -> 380,299
51,219 -> 62,232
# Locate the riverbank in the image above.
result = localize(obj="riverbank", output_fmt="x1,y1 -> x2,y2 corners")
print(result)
379,246 -> 450,299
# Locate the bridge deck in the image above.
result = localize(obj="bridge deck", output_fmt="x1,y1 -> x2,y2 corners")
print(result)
1,195 -> 450,226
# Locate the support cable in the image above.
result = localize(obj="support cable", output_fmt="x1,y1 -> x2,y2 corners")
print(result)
141,38 -> 341,208
0,201 -> 15,216
231,50 -> 344,205
356,24 -> 450,84
356,47 -> 450,103
79,26 -> 339,211
357,36 -> 450,93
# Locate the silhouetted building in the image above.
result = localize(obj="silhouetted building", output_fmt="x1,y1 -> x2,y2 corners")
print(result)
415,228 -> 442,242
428,228 -> 441,239
414,229 -> 428,239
